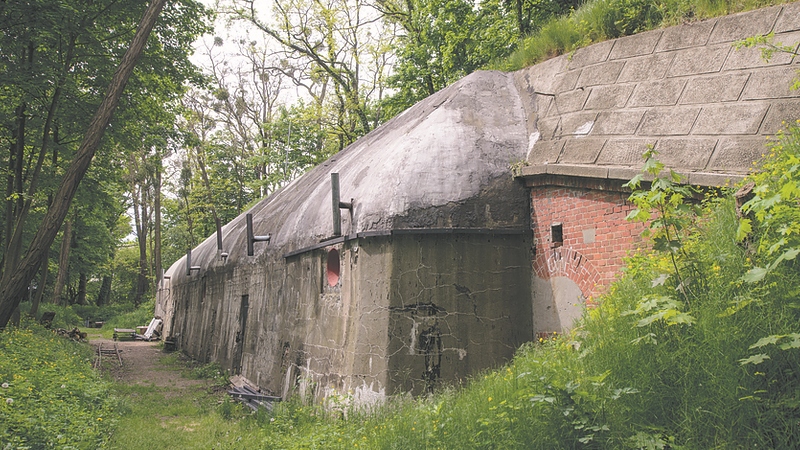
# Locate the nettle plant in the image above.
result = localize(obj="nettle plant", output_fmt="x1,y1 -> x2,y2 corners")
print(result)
622,147 -> 700,323
738,124 -> 800,366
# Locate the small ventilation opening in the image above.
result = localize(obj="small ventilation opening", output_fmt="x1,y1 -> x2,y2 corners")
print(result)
551,223 -> 563,247
326,249 -> 340,287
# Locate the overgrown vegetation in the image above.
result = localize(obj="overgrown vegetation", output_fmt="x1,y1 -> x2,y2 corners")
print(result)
496,0 -> 795,71
0,322 -> 116,448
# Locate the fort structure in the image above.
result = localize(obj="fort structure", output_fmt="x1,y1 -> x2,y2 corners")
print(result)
157,3 -> 800,403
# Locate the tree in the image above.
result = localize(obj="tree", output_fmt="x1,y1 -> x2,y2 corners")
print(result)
0,0 -> 169,328
230,0 -> 394,148
378,0 -> 579,116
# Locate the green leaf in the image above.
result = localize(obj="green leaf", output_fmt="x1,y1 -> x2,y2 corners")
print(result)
778,333 -> 800,350
742,266 -> 769,283
739,354 -> 771,365
749,335 -> 782,349
736,218 -> 752,242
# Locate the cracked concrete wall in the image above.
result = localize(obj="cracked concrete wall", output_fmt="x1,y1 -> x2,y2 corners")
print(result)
386,233 -> 532,395
157,69 -> 533,404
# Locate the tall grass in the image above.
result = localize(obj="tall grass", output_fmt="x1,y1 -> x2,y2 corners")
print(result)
495,0 -> 792,71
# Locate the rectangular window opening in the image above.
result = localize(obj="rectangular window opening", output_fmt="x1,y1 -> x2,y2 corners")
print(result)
551,223 -> 563,247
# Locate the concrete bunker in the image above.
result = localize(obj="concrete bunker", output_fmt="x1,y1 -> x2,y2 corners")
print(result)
157,71 -> 534,402
156,2 -> 800,405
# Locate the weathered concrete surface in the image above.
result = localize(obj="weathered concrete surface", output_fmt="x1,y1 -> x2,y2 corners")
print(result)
157,71 -> 532,404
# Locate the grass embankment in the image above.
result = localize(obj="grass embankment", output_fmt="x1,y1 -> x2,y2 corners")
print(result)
495,0 -> 795,71
0,324 -> 115,448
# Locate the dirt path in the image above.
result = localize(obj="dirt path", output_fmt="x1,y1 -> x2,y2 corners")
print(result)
90,337 -> 207,391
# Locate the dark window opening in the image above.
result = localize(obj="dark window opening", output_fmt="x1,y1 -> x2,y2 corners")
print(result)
551,223 -> 563,247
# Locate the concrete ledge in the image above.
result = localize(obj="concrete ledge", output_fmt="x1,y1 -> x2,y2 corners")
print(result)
519,163 -> 745,188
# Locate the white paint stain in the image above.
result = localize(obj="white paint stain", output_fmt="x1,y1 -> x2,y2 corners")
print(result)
409,320 -> 418,355
527,131 -> 540,152
574,121 -> 594,135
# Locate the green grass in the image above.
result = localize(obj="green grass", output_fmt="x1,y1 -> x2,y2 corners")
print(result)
0,322 -> 116,448
494,0 -> 793,71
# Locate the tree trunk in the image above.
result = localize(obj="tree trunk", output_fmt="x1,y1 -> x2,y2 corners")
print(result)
29,257 -> 48,318
96,274 -> 112,306
154,165 -> 162,287
76,271 -> 87,305
0,0 -> 168,328
51,219 -> 72,306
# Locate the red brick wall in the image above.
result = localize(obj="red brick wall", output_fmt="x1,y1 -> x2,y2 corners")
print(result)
531,185 -> 645,300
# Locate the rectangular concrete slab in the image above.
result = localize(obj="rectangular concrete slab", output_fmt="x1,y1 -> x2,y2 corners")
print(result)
546,164 -> 609,179
638,107 -> 701,136
559,138 -> 607,164
687,171 -> 743,186
584,84 -> 635,110
656,19 -> 715,52
708,137 -> 771,173
528,139 -> 566,164
723,31 -> 800,70
576,60 -> 626,87
655,138 -> 718,170
568,40 -> 614,69
593,110 -> 645,135
609,30 -> 663,60
597,138 -> 656,166
668,44 -> 731,77
553,70 -> 581,93
557,111 -> 598,136
776,2 -> 800,33
708,5 -> 781,44
693,103 -> 769,135
627,79 -> 686,107
742,66 -> 800,100
536,116 -> 561,140
680,73 -> 750,104
618,53 -> 674,83
555,89 -> 590,113
760,99 -> 800,134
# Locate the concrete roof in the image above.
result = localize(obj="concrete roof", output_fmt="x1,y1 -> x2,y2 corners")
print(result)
169,70 -> 530,275
514,2 -> 800,187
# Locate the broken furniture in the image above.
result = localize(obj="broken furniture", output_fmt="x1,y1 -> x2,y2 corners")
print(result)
113,318 -> 163,341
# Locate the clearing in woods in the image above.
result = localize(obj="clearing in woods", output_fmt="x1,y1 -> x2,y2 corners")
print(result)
90,335 -> 245,448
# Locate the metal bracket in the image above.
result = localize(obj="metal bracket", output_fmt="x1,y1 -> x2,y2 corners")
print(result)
185,249 -> 201,276
331,172 -> 354,236
246,213 -> 271,256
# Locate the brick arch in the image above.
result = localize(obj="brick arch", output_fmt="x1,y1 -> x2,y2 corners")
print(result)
530,185 -> 645,303
539,247 -> 600,301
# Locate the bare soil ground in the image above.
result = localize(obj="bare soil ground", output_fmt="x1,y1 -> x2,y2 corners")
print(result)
89,336 -> 209,392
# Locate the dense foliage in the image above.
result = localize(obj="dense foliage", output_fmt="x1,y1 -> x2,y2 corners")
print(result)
0,324 -> 115,448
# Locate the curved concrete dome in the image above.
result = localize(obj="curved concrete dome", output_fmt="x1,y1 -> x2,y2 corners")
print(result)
168,70 -> 530,281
